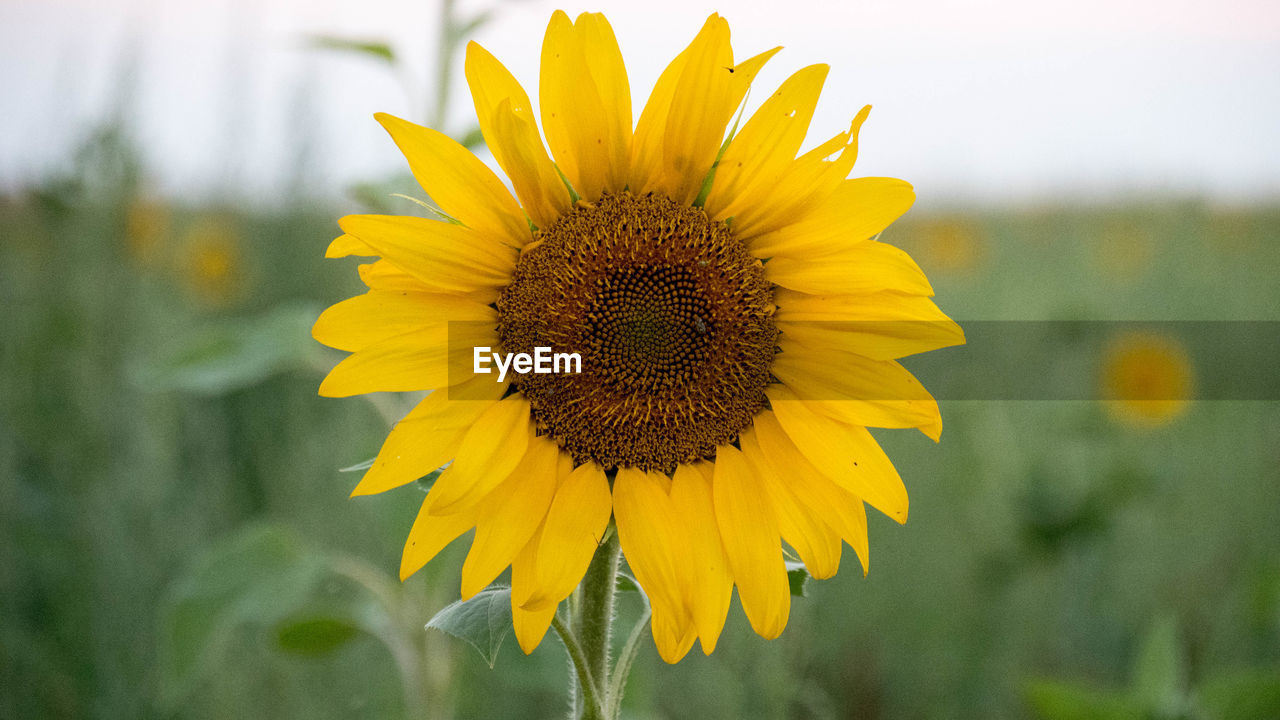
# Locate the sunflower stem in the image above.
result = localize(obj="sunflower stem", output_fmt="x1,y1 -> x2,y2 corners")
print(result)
551,614 -> 601,719
570,531 -> 621,720
606,600 -> 651,720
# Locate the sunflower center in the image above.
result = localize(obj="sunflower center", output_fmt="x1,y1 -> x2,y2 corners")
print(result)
496,191 -> 777,473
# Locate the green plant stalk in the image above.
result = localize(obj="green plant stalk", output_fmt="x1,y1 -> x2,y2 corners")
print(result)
431,0 -> 457,131
555,532 -> 624,720
577,533 -> 620,695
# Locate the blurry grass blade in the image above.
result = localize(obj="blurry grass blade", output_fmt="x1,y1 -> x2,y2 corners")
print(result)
457,125 -> 485,150
426,586 -> 513,669
451,12 -> 492,42
1131,614 -> 1186,712
307,36 -> 396,65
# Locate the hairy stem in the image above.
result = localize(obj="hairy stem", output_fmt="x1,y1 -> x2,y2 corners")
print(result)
576,532 -> 620,696
607,601 -> 651,720
552,613 -> 602,719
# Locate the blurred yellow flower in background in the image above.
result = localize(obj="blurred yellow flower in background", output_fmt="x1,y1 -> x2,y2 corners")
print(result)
1101,330 -> 1193,428
179,215 -> 244,306
908,216 -> 985,275
315,10 -> 962,662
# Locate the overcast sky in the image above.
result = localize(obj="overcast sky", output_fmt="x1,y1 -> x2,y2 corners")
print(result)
2,0 -> 1278,207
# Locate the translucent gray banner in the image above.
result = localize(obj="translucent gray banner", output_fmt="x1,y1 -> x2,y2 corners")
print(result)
445,321 -> 1280,401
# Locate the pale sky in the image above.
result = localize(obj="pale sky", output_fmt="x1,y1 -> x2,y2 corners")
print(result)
2,0 -> 1278,206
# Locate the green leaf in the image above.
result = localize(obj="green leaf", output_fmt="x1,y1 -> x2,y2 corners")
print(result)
274,615 -> 360,657
1199,667 -> 1280,720
615,572 -> 642,594
1131,614 -> 1185,712
785,561 -> 809,597
133,303 -> 321,396
157,525 -> 324,707
307,36 -> 396,64
1024,680 -> 1143,720
426,586 -> 513,668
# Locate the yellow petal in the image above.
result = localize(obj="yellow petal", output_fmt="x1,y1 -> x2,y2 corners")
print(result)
773,341 -> 942,433
776,288 -> 965,362
669,463 -> 733,653
460,435 -> 560,599
350,378 -> 504,497
767,385 -> 909,523
539,11 -> 630,202
655,14 -> 732,205
374,112 -> 530,247
510,516 -> 545,608
740,428 -> 842,579
508,519 -> 561,654
464,42 -> 570,228
326,233 -> 374,258
339,215 -> 515,293
748,177 -> 916,259
704,64 -> 828,221
766,240 -> 933,296
628,22 -> 696,197
747,410 -> 870,572
400,496 -> 477,580
712,446 -> 790,639
317,322 -> 495,398
312,290 -> 495,353
512,602 -> 558,655
356,260 -> 427,292
523,462 -> 612,611
427,397 -> 532,514
727,106 -> 871,241
613,467 -> 693,660
650,605 -> 698,665
631,15 -> 778,205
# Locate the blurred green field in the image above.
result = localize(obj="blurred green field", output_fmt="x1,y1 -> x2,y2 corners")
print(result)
2,133 -> 1278,720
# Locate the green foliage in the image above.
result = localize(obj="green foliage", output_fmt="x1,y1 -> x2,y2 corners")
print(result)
1025,681 -> 1143,720
426,586 -> 514,669
1131,614 -> 1186,714
615,571 -> 642,594
131,302 -> 321,395
1199,668 -> 1280,720
1024,616 -> 1280,720
785,561 -> 810,598
157,525 -> 324,706
307,36 -> 397,64
156,525 -> 391,708
274,616 -> 361,656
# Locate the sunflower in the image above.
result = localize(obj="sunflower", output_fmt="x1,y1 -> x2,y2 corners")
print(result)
314,11 -> 963,663
1101,330 -> 1193,427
